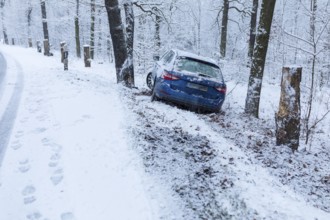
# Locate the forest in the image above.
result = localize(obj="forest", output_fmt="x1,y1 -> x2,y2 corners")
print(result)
1,0 -> 330,219
2,0 -> 329,148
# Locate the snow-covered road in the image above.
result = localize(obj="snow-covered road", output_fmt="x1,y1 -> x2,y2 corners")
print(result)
0,52 -> 24,166
0,46 -> 158,220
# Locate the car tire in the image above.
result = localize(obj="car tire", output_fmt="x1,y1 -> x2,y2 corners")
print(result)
146,72 -> 153,89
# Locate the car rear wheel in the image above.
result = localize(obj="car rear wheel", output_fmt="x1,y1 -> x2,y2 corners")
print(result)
146,72 -> 153,89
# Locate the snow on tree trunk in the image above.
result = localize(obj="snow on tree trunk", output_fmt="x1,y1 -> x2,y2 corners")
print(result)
248,0 -> 258,59
220,0 -> 229,58
0,0 -> 8,45
104,0 -> 131,85
84,45 -> 91,67
75,0 -> 81,58
90,0 -> 95,60
154,12 -> 161,58
245,0 -> 276,118
124,1 -> 135,87
275,67 -> 301,152
40,0 -> 50,56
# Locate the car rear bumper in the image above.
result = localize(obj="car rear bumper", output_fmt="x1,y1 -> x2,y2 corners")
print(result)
154,81 -> 225,112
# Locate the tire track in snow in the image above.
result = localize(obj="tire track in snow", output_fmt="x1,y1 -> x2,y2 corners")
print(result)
0,53 -> 24,167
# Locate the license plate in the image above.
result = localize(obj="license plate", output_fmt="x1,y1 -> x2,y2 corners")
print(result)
186,82 -> 208,92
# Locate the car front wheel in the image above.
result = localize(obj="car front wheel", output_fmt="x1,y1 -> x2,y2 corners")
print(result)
146,72 -> 153,89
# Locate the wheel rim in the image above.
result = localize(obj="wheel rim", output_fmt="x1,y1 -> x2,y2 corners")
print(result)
146,73 -> 153,89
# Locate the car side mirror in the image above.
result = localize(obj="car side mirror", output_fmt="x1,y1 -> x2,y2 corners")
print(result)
153,55 -> 160,61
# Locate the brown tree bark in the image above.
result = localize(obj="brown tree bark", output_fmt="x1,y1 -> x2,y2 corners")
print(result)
275,67 -> 302,152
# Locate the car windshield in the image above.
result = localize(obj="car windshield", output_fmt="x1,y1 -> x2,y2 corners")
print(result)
175,57 -> 223,81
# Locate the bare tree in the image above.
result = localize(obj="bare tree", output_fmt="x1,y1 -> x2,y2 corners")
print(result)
40,0 -> 50,56
220,0 -> 229,58
75,0 -> 81,58
104,0 -> 133,87
245,0 -> 277,118
248,0 -> 258,59
124,1 -> 135,86
0,0 -> 8,44
90,0 -> 96,59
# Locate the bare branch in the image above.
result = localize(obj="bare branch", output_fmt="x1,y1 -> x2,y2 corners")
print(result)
283,30 -> 314,46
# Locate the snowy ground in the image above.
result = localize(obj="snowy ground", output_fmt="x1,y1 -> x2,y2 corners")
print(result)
0,45 -> 329,220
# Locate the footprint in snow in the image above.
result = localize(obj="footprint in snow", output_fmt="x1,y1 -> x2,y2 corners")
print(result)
19,159 -> 30,173
34,127 -> 47,134
61,212 -> 75,220
22,185 -> 36,205
26,211 -> 42,220
11,140 -> 22,150
15,130 -> 24,138
50,168 -> 64,185
36,114 -> 47,122
48,153 -> 61,167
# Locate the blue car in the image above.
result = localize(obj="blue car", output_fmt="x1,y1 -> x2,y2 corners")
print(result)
146,49 -> 226,113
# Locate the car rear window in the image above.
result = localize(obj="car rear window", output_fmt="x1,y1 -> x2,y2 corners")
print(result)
175,57 -> 223,81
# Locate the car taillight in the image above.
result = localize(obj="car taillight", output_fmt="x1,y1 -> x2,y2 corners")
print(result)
161,71 -> 179,80
216,86 -> 226,94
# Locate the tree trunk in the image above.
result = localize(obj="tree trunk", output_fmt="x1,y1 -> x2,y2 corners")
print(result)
220,0 -> 229,58
90,0 -> 96,60
27,3 -> 33,45
40,0 -> 50,56
248,0 -> 258,59
305,0 -> 317,144
275,67 -> 301,152
124,2 -> 135,87
154,12 -> 161,58
75,0 -> 81,58
104,0 -> 129,84
84,45 -> 91,67
0,0 -> 8,45
245,0 -> 277,118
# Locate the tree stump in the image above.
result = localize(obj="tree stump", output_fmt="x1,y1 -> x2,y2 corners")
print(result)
28,38 -> 33,47
275,67 -> 302,152
60,42 -> 65,63
84,45 -> 91,67
60,42 -> 69,70
37,41 -> 42,53
43,39 -> 50,56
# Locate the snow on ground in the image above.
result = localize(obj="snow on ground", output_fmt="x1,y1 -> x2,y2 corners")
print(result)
0,45 -> 170,220
0,45 -> 329,220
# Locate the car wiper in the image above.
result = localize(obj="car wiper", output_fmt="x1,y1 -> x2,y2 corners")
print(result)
198,73 -> 211,78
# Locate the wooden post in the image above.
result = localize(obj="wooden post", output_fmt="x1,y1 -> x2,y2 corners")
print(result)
37,41 -> 42,53
63,43 -> 69,71
43,39 -> 50,56
60,41 -> 65,63
28,38 -> 33,47
275,66 -> 302,152
84,45 -> 91,67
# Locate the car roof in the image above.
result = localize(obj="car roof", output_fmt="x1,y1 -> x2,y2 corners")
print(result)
172,49 -> 219,67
